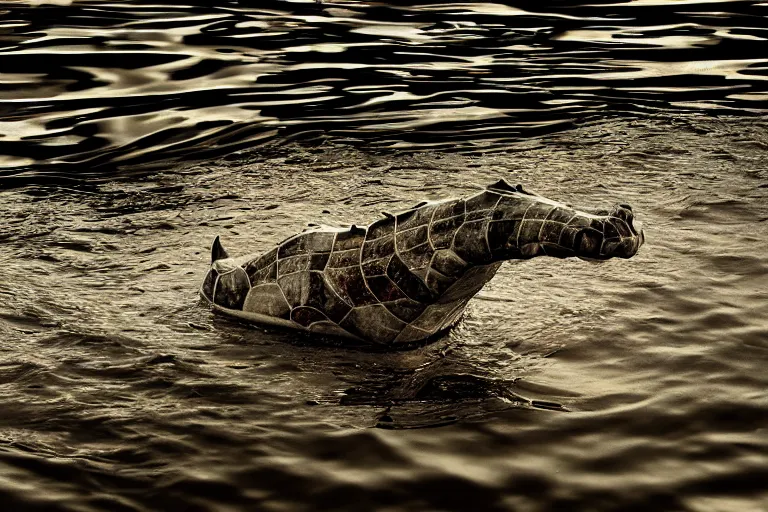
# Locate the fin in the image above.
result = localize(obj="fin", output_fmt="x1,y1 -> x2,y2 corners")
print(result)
488,179 -> 535,196
381,211 -> 395,219
487,179 -> 518,193
411,201 -> 429,209
349,224 -> 366,235
211,235 -> 230,263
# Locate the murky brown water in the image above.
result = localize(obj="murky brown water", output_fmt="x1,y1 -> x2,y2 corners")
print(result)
1,0 -> 767,181
1,1 -> 768,511
2,116 -> 767,511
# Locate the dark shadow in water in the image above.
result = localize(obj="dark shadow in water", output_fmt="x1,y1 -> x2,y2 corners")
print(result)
210,312 -> 567,430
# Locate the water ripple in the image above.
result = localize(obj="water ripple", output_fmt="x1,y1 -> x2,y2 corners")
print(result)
1,1 -> 767,180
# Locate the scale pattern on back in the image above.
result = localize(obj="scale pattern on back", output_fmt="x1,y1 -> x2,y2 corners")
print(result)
203,181 -> 644,345
239,191 -> 505,343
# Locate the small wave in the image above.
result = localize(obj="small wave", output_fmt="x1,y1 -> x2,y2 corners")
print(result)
0,1 -> 766,180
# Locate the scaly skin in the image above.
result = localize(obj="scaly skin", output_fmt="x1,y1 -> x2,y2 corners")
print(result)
201,180 -> 644,345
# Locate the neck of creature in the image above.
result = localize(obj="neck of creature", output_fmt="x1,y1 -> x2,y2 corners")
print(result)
435,194 -> 604,265
480,197 -> 598,262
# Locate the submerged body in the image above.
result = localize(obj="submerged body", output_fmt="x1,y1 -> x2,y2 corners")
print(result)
201,180 -> 644,345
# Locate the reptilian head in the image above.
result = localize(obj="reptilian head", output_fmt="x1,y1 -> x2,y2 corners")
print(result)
486,180 -> 644,261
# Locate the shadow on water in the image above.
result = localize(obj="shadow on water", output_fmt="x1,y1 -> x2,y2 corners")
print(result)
207,312 -> 568,430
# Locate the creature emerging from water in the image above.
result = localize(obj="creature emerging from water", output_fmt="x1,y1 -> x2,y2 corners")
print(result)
200,180 -> 644,346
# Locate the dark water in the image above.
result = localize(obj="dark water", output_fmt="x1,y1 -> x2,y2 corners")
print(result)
1,1 -> 768,511
1,0 -> 767,180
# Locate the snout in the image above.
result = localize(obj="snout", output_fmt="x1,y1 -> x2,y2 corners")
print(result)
603,204 -> 644,258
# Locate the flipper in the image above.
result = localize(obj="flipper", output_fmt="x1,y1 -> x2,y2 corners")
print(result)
211,235 -> 230,263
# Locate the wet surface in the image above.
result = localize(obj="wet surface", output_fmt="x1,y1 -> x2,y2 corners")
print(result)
1,1 -> 768,511
3,116 -> 768,510
0,0 -> 767,182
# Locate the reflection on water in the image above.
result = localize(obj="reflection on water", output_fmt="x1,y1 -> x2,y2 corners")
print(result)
0,0 -> 767,180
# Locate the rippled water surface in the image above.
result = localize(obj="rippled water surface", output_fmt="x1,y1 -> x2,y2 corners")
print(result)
1,0 -> 767,178
1,1 -> 768,511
